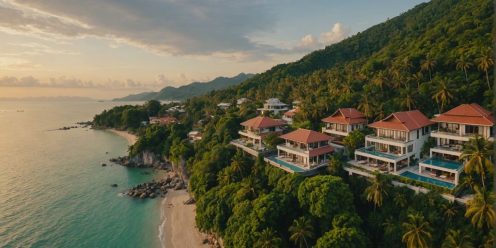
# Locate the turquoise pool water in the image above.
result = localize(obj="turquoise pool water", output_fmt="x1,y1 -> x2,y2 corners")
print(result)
357,147 -> 399,160
400,171 -> 455,189
266,156 -> 306,173
421,157 -> 462,170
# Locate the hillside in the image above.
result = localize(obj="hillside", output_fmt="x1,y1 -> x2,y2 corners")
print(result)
189,0 -> 492,128
114,73 -> 253,101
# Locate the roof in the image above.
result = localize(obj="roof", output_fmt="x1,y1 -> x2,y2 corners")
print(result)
431,103 -> 494,126
279,128 -> 332,144
240,116 -> 286,129
284,108 -> 300,117
265,98 -> 287,106
369,110 -> 434,131
309,145 -> 334,156
322,108 -> 366,125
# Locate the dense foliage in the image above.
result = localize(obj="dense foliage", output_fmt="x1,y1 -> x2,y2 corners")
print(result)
94,0 -> 494,247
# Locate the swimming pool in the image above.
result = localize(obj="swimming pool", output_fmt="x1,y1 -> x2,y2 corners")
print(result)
356,146 -> 400,160
400,171 -> 455,189
421,157 -> 462,170
266,156 -> 306,173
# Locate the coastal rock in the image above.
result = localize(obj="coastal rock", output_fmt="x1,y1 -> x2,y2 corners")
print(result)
101,163 -> 107,167
110,184 -> 118,187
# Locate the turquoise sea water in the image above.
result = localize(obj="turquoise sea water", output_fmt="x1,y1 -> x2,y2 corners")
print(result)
0,101 -> 162,248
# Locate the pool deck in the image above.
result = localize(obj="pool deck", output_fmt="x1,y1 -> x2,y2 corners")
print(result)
264,156 -> 324,176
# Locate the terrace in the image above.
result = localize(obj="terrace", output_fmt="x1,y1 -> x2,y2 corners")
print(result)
264,155 -> 324,175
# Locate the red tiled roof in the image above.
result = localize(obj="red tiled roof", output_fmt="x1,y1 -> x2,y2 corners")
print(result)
159,116 -> 178,125
284,108 -> 300,117
322,108 -> 367,125
309,145 -> 334,156
279,128 -> 332,144
369,110 -> 434,131
431,103 -> 494,126
241,116 -> 286,129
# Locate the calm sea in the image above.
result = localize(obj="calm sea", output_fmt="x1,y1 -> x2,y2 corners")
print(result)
0,101 -> 162,248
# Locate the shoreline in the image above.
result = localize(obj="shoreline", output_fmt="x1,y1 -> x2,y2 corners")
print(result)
161,189 -> 209,248
107,129 -> 137,145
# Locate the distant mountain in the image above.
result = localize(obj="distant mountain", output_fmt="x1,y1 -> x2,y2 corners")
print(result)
114,73 -> 254,101
0,96 -> 97,102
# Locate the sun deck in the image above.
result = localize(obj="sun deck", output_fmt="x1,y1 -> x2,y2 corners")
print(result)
399,170 -> 456,189
264,155 -> 324,175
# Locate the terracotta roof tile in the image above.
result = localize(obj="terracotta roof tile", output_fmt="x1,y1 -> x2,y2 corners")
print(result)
309,145 -> 334,156
322,108 -> 367,125
431,103 -> 494,126
284,108 -> 300,117
279,128 -> 332,143
240,116 -> 286,129
369,110 -> 434,131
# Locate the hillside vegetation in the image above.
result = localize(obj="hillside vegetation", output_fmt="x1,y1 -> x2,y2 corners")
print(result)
95,0 -> 495,247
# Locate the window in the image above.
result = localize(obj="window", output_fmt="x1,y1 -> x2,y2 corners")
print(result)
417,130 -> 419,139
465,125 -> 479,135
408,144 -> 413,153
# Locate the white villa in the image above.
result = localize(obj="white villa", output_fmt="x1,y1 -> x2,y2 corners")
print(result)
353,110 -> 434,173
217,102 -> 232,110
236,98 -> 250,106
265,128 -> 333,174
282,108 -> 299,125
230,116 -> 286,156
257,98 -> 289,115
419,103 -> 495,185
322,108 -> 367,149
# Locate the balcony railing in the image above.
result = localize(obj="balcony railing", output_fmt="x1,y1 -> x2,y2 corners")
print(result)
366,135 -> 409,144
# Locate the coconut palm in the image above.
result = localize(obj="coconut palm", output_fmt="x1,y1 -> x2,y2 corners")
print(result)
412,72 -> 424,89
476,52 -> 494,89
456,175 -> 477,193
289,217 -> 314,248
460,135 -> 494,189
402,213 -> 432,248
441,229 -> 473,248
432,78 -> 454,113
456,56 -> 472,82
358,92 -> 374,119
254,228 -> 282,248
364,173 -> 392,208
372,71 -> 387,90
465,187 -> 496,229
393,192 -> 408,208
400,85 -> 416,110
421,58 -> 436,81
441,202 -> 458,222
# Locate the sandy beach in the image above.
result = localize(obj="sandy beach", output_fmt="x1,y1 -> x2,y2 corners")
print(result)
107,129 -> 137,145
161,189 -> 209,248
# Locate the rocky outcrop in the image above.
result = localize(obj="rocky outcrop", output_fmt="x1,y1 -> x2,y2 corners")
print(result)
125,172 -> 185,199
109,151 -> 170,169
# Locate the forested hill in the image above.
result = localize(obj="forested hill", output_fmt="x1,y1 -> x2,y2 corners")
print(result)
114,73 -> 253,101
187,0 -> 493,127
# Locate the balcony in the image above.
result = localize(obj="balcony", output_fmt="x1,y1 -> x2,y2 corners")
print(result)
322,127 -> 348,137
355,146 -> 405,162
430,144 -> 463,157
366,135 -> 410,146
230,139 -> 266,157
238,130 -> 261,140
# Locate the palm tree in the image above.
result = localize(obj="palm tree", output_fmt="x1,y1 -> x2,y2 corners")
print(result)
402,213 -> 432,248
412,72 -> 424,89
460,135 -> 494,188
230,152 -> 247,178
372,71 -> 387,90
432,78 -> 454,113
254,228 -> 282,248
441,202 -> 458,222
421,58 -> 436,81
441,229 -> 473,248
456,56 -> 472,82
476,52 -> 494,89
289,217 -> 314,248
400,86 -> 416,110
393,192 -> 408,208
364,173 -> 392,208
358,92 -> 374,119
465,187 -> 496,229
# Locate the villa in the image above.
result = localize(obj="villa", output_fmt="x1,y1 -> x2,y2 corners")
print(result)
237,98 -> 250,106
282,108 -> 300,125
149,116 -> 178,125
352,110 -> 434,173
230,116 -> 286,156
265,128 -> 333,174
257,98 -> 289,115
419,103 -> 495,185
217,102 -> 232,110
188,131 -> 202,143
322,108 -> 367,149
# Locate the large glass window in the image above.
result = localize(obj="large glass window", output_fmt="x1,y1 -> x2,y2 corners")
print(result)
465,125 -> 479,135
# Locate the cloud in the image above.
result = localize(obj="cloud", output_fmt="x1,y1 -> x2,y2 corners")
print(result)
295,22 -> 351,52
0,0 -> 277,57
0,75 -> 164,89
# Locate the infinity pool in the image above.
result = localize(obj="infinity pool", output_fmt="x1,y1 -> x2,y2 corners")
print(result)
266,156 -> 306,173
400,171 -> 455,189
421,157 -> 462,170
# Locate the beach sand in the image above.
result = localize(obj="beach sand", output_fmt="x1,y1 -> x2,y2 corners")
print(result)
161,189 -> 209,248
107,129 -> 137,145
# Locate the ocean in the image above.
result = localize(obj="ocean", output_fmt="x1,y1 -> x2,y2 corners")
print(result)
0,101 -> 162,248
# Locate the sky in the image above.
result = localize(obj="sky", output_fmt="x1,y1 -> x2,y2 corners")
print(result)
0,0 -> 426,99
